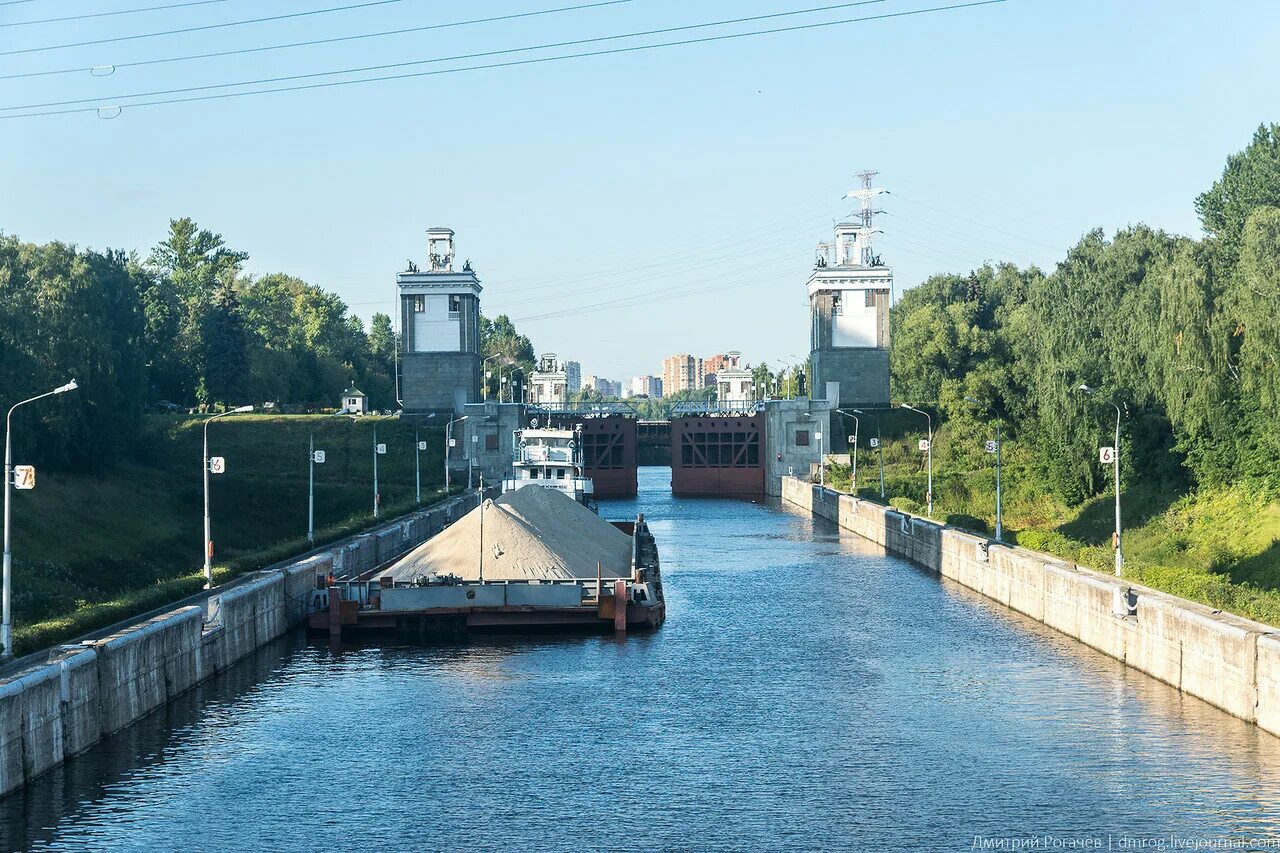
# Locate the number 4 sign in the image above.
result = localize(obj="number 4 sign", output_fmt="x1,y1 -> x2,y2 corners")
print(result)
1099,446 -> 1117,465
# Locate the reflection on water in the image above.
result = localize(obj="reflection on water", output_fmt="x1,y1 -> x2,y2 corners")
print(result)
4,468 -> 1280,852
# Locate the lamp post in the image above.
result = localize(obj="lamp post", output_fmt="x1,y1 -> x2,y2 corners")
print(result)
308,432 -> 317,544
964,396 -> 1003,542
3,379 -> 77,658
415,413 -> 436,503
837,409 -> 860,493
899,403 -> 932,517
482,353 -> 504,400
852,408 -> 883,499
203,404 -> 253,589
1079,384 -> 1123,575
445,415 -> 468,492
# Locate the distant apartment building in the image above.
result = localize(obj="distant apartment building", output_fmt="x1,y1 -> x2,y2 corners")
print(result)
563,360 -> 581,394
530,353 -> 568,405
581,375 -> 620,397
662,354 -> 704,395
703,352 -> 742,388
627,375 -> 663,398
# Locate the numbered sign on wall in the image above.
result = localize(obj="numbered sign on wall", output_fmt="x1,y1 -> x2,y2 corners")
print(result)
1099,446 -> 1116,464
13,465 -> 34,490
918,439 -> 930,452
312,450 -> 326,464
417,441 -> 428,451
375,443 -> 387,455
985,440 -> 998,454
208,456 -> 226,474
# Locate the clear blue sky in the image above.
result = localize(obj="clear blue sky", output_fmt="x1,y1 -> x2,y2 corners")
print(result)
3,0 -> 1277,382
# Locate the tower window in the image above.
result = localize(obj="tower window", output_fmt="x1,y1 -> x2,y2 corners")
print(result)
832,293 -> 842,316
865,290 -> 877,307
449,295 -> 461,317
412,296 -> 425,313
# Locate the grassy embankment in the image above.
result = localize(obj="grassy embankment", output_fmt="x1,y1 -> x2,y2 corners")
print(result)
822,416 -> 1280,627
9,414 -> 450,655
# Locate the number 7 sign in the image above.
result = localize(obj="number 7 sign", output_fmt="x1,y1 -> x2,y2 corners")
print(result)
12,465 -> 34,490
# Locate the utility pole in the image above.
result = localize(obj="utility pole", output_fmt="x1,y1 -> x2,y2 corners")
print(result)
372,426 -> 380,519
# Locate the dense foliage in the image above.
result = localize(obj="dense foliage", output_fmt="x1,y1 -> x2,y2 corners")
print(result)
890,124 -> 1280,504
0,218 -> 548,472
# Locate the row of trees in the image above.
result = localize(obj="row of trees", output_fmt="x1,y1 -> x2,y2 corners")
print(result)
1,218 -> 400,471
889,124 -> 1280,503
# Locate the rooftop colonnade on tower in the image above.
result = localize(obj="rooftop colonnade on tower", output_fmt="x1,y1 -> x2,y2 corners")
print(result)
807,170 -> 892,416
397,227 -> 482,415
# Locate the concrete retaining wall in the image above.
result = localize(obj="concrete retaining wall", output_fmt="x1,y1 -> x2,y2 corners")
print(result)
781,476 -> 1280,739
0,490 -> 479,798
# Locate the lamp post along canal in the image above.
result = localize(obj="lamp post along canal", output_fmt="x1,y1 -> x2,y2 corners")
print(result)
899,403 -> 932,517
2,378 -> 77,658
1079,384 -> 1123,575
203,404 -> 253,590
964,396 -> 1003,542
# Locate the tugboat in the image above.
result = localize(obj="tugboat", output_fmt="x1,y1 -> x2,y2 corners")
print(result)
502,419 -> 597,511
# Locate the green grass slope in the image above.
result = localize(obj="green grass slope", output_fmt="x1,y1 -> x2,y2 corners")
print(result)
824,428 -> 1280,627
8,414 -> 449,654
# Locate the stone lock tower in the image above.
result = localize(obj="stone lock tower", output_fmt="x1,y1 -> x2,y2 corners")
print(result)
397,227 -> 482,414
807,171 -> 892,417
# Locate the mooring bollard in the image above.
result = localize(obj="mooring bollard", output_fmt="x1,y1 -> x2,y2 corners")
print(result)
328,585 -> 342,643
614,579 -> 627,634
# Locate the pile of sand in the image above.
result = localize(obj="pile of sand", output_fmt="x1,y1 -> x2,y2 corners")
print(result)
380,485 -> 633,583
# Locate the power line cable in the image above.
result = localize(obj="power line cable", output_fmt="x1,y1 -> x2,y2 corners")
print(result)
0,0 -> 409,58
1,0 -> 230,29
2,0 -> 886,110
1,0 -> 635,80
886,190 -> 1059,249
0,0 -> 1007,120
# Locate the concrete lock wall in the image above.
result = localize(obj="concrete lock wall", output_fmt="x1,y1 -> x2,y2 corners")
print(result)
781,476 -> 1280,740
0,490 -> 480,798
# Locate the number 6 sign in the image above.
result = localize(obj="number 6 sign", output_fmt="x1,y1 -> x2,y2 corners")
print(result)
1099,446 -> 1116,465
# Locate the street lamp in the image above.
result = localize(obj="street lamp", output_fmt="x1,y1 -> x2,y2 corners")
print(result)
853,408 -> 884,499
203,404 -> 253,589
416,413 -> 436,503
964,396 -> 1003,542
1078,384 -> 1123,575
899,403 -> 933,517
837,409 -> 860,493
445,415 -> 468,492
3,378 -> 77,658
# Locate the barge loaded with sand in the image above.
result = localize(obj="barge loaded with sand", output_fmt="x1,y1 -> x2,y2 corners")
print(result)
309,485 -> 663,640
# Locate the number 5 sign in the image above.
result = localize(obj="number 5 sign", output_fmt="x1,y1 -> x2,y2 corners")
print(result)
1099,446 -> 1116,465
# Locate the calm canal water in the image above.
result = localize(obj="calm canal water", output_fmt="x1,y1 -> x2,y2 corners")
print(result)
4,467 -> 1280,852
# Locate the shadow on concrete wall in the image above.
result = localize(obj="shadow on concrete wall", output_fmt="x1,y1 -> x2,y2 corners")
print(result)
0,633 -> 304,852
